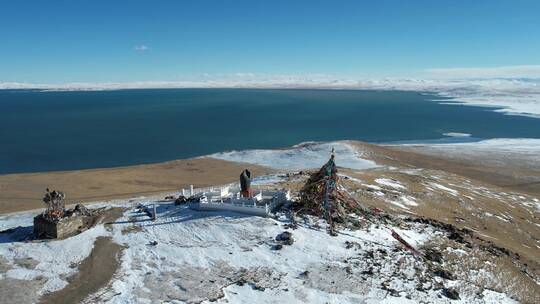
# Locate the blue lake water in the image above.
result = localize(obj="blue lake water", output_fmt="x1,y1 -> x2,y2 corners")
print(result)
1,88 -> 539,174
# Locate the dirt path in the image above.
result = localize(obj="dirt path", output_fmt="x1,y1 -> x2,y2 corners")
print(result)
38,236 -> 123,304
38,207 -> 126,304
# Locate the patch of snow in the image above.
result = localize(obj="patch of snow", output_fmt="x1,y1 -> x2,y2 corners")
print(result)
398,138 -> 540,164
0,220 -> 110,295
363,184 -> 382,191
386,199 -> 410,210
399,168 -> 424,175
482,289 -> 519,304
209,141 -> 378,171
251,174 -> 288,186
0,211 -> 40,231
375,178 -> 406,190
429,182 -> 459,196
399,196 -> 418,207
103,204 -> 441,303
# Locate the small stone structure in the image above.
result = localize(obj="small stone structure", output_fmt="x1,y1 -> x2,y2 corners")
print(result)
33,188 -> 103,239
33,204 -> 102,239
33,213 -> 90,239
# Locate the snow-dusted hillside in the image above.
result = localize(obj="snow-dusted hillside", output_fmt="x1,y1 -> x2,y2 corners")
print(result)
0,197 -> 518,304
1,141 -> 538,303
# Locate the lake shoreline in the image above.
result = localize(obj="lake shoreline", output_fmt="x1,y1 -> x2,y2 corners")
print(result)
1,139 -> 538,215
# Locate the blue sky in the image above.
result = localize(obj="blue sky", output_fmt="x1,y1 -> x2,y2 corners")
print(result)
1,0 -> 539,83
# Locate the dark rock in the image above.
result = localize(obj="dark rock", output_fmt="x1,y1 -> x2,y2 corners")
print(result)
434,268 -> 454,280
345,240 -> 361,249
361,267 -> 374,275
276,231 -> 294,245
442,288 -> 460,300
479,243 -> 511,257
299,270 -> 309,278
271,244 -> 283,250
423,248 -> 443,263
365,251 -> 374,259
448,232 -> 466,243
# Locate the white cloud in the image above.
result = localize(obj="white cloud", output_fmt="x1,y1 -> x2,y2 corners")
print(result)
424,65 -> 540,79
134,45 -> 149,52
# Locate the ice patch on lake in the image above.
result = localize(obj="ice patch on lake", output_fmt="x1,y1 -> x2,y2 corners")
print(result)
209,142 -> 378,170
443,132 -> 471,137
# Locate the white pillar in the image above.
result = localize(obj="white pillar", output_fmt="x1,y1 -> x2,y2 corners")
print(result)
190,185 -> 194,196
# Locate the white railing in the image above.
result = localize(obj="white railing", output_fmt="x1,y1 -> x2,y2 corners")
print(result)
181,183 -> 282,198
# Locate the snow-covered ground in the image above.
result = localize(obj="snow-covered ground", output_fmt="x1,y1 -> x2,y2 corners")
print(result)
0,197 -> 518,304
209,141 -> 378,171
357,78 -> 540,118
375,178 -> 406,190
415,138 -> 540,154
0,139 -> 536,303
0,217 -> 110,294
393,138 -> 540,168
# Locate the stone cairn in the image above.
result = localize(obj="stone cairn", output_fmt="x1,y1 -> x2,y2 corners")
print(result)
294,149 -> 371,235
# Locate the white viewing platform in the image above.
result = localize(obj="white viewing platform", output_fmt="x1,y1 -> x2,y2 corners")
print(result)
186,184 -> 290,217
